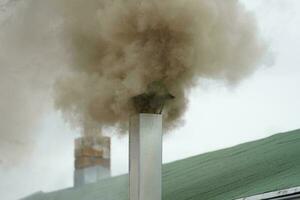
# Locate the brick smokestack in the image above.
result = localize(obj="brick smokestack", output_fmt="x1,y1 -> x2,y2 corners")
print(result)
74,136 -> 111,187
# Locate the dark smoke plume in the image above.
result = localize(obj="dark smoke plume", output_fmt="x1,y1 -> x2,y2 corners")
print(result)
53,0 -> 266,133
0,0 -> 266,165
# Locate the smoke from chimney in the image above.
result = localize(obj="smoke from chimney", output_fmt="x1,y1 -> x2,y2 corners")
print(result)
0,0 -> 266,165
53,0 -> 266,133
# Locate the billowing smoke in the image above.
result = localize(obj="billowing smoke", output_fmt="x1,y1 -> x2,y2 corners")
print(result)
0,0 -> 266,165
53,0 -> 266,133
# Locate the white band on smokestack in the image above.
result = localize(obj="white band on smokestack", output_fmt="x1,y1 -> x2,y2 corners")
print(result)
129,114 -> 162,200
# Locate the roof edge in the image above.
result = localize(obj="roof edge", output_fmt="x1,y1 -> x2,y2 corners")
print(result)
236,186 -> 300,200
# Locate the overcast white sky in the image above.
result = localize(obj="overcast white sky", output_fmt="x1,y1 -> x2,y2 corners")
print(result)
1,0 -> 300,200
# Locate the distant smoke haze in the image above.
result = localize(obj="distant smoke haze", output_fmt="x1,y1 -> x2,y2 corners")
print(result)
0,0 -> 266,165
0,0 -> 66,166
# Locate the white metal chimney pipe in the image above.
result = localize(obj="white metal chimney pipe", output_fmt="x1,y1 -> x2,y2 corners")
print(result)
129,113 -> 162,200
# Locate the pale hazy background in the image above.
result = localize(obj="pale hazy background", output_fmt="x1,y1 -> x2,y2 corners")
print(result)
1,0 -> 300,200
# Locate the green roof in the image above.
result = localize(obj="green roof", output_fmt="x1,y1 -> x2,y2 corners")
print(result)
23,129 -> 300,200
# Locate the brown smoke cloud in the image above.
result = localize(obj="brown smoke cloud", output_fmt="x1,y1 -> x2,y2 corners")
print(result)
53,0 -> 266,133
0,0 -> 266,165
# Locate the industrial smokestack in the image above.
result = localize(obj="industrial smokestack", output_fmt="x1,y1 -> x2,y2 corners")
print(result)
74,136 -> 111,187
129,114 -> 162,200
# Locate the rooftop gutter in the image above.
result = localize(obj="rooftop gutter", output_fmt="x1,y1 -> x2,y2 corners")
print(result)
236,186 -> 300,200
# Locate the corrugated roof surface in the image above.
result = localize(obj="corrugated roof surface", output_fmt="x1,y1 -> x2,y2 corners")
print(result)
22,129 -> 300,200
